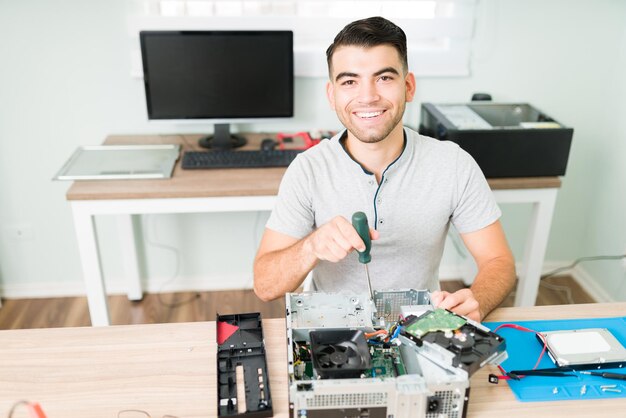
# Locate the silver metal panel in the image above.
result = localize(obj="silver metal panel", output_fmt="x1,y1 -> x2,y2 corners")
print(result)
54,144 -> 180,180
541,328 -> 626,367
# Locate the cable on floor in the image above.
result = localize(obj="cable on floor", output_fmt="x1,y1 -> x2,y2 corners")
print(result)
144,215 -> 200,309
540,254 -> 626,280
539,279 -> 575,304
248,210 -> 269,289
537,254 -> 626,304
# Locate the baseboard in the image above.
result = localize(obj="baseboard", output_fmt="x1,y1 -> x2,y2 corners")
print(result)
441,260 -> 615,303
0,262 -> 614,302
569,264 -> 614,303
3,269 -> 466,299
0,281 -> 88,299
528,261 -> 614,303
0,274 -> 255,300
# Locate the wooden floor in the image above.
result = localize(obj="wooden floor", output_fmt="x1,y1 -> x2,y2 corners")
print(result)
0,276 -> 594,329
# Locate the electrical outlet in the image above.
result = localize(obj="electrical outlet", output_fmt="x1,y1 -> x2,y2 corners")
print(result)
2,224 -> 35,242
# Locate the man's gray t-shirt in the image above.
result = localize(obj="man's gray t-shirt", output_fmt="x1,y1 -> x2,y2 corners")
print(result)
266,127 -> 501,294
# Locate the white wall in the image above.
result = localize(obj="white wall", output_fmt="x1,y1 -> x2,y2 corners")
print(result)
577,14 -> 626,301
0,0 -> 624,300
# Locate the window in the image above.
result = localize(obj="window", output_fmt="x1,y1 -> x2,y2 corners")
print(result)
130,0 -> 477,77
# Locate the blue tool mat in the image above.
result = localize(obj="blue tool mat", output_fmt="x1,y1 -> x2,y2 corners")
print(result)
483,316 -> 626,402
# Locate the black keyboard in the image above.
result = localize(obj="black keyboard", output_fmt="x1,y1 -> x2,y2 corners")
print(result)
182,149 -> 303,169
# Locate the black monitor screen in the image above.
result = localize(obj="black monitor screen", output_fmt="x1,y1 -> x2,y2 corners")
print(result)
140,31 -> 294,120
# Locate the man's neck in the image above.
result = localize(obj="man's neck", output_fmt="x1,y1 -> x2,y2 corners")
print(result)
345,125 -> 405,182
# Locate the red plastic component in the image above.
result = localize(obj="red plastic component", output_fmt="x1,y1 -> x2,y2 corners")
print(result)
275,132 -> 322,150
217,320 -> 240,345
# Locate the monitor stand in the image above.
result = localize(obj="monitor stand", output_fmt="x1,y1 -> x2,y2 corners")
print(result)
198,123 -> 247,150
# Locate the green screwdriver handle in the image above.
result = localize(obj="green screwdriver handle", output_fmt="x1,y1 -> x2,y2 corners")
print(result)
351,211 -> 372,264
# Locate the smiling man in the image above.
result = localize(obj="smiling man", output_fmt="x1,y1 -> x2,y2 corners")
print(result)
253,17 -> 516,322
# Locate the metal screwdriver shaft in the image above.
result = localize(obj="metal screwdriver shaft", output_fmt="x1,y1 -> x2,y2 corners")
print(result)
352,212 -> 373,300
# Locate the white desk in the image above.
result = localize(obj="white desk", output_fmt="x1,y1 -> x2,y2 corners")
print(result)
66,135 -> 561,326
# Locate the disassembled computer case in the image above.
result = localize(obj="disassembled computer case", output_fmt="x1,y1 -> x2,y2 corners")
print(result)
285,290 -> 507,418
217,312 -> 272,417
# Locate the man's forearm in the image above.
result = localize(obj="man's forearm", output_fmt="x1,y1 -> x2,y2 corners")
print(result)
470,255 -> 516,319
253,236 -> 318,301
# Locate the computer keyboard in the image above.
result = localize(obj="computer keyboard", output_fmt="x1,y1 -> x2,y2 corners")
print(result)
182,149 -> 303,169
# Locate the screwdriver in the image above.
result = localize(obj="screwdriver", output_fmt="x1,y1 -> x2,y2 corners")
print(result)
579,371 -> 626,381
352,211 -> 373,300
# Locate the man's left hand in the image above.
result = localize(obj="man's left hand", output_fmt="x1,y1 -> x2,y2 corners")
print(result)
430,289 -> 481,322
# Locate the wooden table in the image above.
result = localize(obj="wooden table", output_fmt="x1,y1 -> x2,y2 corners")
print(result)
65,134 -> 561,326
1,302 -> 623,418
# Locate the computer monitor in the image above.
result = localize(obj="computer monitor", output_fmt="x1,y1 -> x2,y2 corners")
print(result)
140,30 -> 294,150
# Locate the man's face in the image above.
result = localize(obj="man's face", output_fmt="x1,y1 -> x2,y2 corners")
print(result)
326,45 -> 416,144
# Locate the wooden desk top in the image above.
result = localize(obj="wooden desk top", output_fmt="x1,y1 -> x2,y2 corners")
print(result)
0,302 -> 623,418
66,134 -> 561,201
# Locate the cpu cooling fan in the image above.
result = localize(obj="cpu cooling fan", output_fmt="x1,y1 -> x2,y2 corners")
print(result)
309,329 -> 371,379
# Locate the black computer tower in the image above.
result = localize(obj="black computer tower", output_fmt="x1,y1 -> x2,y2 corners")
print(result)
419,102 -> 573,178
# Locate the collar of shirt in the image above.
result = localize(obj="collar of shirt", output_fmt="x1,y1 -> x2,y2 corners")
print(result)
336,128 -> 410,177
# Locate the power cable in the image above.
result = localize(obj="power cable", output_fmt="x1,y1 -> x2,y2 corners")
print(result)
248,211 -> 265,289
540,254 -> 626,280
538,254 -> 626,304
144,215 -> 200,309
539,280 -> 575,305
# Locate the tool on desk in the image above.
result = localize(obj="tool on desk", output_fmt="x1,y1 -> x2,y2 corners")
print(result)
508,367 -> 577,378
579,371 -> 626,381
352,211 -> 373,300
507,366 -> 626,381
276,131 -> 320,150
275,131 -> 333,150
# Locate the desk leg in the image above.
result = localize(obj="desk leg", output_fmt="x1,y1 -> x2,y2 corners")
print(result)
117,214 -> 143,301
514,189 -> 558,306
71,204 -> 111,326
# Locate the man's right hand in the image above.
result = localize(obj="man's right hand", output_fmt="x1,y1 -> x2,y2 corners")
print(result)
253,216 -> 379,301
303,215 -> 379,263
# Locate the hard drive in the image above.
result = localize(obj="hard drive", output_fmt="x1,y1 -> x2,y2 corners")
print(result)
400,308 -> 507,376
539,328 -> 626,368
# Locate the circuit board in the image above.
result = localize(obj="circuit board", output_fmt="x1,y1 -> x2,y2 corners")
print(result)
366,345 -> 406,378
403,308 -> 467,338
293,341 -> 406,379
293,341 -> 313,380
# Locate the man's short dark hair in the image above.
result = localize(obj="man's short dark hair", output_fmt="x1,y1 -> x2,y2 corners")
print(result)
326,16 -> 408,76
